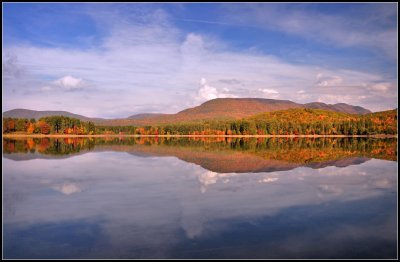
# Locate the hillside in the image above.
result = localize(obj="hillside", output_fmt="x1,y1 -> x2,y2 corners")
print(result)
305,102 -> 371,114
3,98 -> 373,127
249,108 -> 355,123
100,98 -> 372,126
127,113 -> 170,120
246,108 -> 397,135
177,98 -> 302,119
3,109 -> 105,123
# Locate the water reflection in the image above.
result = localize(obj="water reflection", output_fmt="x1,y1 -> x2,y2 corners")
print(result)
3,137 -> 397,173
3,137 -> 397,258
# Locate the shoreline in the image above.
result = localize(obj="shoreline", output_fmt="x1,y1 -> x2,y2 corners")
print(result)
2,134 -> 398,138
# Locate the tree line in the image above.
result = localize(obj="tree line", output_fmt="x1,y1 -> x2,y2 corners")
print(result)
2,108 -> 397,136
3,116 -> 95,135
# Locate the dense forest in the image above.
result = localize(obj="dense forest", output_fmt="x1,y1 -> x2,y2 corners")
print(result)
2,108 -> 397,136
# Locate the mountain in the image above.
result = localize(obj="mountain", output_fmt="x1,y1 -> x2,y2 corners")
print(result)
98,98 -> 304,126
127,113 -> 169,120
177,98 -> 302,119
2,109 -> 105,122
3,98 -> 373,126
181,99 -> 372,117
110,98 -> 372,126
304,102 -> 371,114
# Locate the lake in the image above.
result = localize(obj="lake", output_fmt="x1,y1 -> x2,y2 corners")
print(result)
3,137 -> 398,259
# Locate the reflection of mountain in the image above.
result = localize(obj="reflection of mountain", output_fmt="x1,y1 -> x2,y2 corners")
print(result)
3,137 -> 397,173
306,157 -> 371,169
127,148 -> 371,173
3,152 -> 88,161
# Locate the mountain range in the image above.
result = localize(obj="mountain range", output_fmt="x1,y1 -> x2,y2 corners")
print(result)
3,98 -> 372,126
2,108 -> 106,122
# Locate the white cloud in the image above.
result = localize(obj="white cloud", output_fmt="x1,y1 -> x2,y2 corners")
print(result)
53,75 -> 84,90
259,88 -> 279,94
200,77 -> 207,86
198,80 -> 218,100
3,7 -> 397,116
39,75 -> 88,93
316,75 -> 343,87
197,78 -> 237,102
371,83 -> 389,92
259,88 -> 280,99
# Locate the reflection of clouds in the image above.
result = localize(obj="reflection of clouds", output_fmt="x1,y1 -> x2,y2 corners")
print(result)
317,185 -> 343,195
181,215 -> 206,239
258,177 -> 278,183
370,178 -> 392,188
3,155 -> 397,257
196,170 -> 279,193
197,171 -> 243,193
198,171 -> 219,186
189,159 -> 397,240
51,182 -> 83,195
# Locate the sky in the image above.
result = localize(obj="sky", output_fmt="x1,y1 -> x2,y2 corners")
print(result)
2,3 -> 398,118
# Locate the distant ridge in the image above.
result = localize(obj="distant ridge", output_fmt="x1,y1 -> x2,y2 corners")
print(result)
3,98 -> 373,126
2,109 -> 105,122
177,98 -> 301,119
304,102 -> 371,115
120,98 -> 372,125
127,113 -> 170,120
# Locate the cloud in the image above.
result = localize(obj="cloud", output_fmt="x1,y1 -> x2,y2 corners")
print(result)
371,83 -> 389,92
316,75 -> 343,87
198,79 -> 218,100
53,75 -> 85,90
259,88 -> 278,94
2,5 -> 397,116
223,3 -> 397,58
3,53 -> 24,80
40,75 -> 88,92
197,78 -> 238,102
259,88 -> 280,99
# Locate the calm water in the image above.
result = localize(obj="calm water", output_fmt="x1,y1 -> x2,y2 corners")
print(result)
3,137 -> 398,259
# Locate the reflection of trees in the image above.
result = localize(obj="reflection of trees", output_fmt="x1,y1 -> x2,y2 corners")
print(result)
3,138 -> 94,155
3,137 -> 397,162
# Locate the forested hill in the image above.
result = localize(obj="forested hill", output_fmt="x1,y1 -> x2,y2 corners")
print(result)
245,108 -> 397,135
3,98 -> 372,126
177,98 -> 301,119
3,108 -> 397,136
115,98 -> 372,126
3,109 -> 106,122
304,102 -> 371,115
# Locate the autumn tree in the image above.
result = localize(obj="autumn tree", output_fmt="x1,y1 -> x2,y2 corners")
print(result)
38,121 -> 50,134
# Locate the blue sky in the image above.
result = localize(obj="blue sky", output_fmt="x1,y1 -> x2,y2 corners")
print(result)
3,3 -> 398,117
